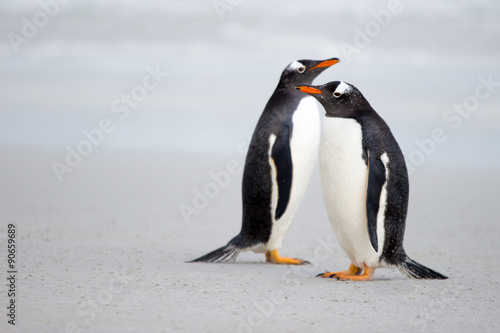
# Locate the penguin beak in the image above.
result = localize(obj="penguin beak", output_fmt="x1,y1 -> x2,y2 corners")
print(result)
295,85 -> 323,94
308,58 -> 340,71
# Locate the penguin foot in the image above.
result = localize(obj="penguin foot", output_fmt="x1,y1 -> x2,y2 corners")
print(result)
316,263 -> 362,278
317,264 -> 375,281
265,249 -> 310,265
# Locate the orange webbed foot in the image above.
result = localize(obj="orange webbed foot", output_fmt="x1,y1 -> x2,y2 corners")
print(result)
317,264 -> 374,281
265,249 -> 310,265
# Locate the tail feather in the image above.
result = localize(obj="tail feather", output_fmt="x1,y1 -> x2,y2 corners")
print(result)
189,243 -> 240,263
397,257 -> 448,280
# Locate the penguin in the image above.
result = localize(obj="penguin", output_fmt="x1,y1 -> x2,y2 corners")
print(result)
295,81 -> 447,280
190,58 -> 340,265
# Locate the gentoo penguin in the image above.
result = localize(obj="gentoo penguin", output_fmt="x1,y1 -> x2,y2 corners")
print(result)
190,58 -> 340,264
295,81 -> 447,280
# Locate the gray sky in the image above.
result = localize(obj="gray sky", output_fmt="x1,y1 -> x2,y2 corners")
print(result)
1,0 -> 499,168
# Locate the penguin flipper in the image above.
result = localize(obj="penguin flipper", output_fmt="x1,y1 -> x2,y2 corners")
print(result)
270,121 -> 293,220
366,150 -> 387,252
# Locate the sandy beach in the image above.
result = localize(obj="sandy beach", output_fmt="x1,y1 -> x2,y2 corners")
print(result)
0,148 -> 498,332
1,0 -> 499,332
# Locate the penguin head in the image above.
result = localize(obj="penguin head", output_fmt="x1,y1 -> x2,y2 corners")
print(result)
295,81 -> 370,117
279,58 -> 339,87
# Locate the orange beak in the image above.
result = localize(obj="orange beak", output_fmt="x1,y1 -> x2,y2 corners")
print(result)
296,86 -> 323,94
308,58 -> 340,71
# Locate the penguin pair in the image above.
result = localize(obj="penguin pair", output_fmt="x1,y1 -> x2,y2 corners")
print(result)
191,59 -> 447,281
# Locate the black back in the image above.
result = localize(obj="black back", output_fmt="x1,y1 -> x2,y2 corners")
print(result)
356,103 -> 410,265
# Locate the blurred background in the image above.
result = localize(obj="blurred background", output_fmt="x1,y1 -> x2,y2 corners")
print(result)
1,0 -> 499,245
1,1 -> 500,331
1,0 -> 500,244
1,0 -> 499,165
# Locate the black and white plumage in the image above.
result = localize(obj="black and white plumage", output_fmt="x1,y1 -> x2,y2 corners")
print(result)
296,81 -> 447,280
190,58 -> 340,264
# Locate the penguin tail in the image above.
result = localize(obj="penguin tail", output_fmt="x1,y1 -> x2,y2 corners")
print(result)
188,242 -> 240,263
397,256 -> 448,280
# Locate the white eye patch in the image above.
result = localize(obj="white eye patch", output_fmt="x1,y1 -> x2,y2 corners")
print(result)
289,61 -> 305,70
333,81 -> 350,97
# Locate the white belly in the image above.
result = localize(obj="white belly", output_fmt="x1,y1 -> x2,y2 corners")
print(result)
266,97 -> 320,250
319,117 -> 383,268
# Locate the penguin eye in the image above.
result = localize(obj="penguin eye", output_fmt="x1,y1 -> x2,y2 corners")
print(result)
333,92 -> 342,98
297,66 -> 306,73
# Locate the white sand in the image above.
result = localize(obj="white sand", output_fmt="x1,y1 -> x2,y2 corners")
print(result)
0,149 -> 498,332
